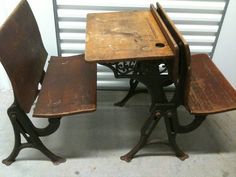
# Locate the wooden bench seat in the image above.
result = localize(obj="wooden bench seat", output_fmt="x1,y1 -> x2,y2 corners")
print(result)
33,54 -> 97,118
187,54 -> 236,115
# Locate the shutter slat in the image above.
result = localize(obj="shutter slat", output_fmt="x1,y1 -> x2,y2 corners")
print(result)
59,28 -> 85,33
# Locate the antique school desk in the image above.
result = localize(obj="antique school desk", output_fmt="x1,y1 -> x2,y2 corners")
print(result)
85,5 -> 185,161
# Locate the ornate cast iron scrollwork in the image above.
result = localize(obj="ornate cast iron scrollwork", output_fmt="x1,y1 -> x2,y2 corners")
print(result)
103,60 -> 172,108
159,63 -> 168,74
100,60 -> 169,79
101,61 -> 137,78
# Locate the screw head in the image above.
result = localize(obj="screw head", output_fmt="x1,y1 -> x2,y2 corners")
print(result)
155,111 -> 161,117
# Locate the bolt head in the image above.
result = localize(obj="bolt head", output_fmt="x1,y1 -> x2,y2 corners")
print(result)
155,111 -> 161,117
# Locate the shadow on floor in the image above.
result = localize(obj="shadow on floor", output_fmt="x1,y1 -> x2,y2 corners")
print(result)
8,91 -> 236,161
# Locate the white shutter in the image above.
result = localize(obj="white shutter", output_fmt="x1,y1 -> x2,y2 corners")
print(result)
53,0 -> 229,89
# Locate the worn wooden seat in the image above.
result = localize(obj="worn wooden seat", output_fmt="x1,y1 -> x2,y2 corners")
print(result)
0,0 -> 96,165
187,54 -> 236,115
34,55 -> 96,118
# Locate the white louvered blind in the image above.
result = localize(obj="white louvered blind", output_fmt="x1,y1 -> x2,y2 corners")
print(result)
53,0 -> 228,89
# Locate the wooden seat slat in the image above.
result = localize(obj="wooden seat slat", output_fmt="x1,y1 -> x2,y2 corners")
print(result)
187,54 -> 236,115
33,54 -> 97,118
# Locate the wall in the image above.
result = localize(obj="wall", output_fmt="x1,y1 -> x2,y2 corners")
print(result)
213,0 -> 236,89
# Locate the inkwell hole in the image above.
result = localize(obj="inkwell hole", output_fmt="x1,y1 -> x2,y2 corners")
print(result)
155,43 -> 165,48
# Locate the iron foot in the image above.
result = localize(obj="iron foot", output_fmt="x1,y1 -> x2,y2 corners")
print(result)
3,101 -> 64,165
177,153 -> 189,161
114,100 -> 126,107
120,136 -> 148,163
52,157 -> 66,165
2,159 -> 15,166
120,154 -> 133,162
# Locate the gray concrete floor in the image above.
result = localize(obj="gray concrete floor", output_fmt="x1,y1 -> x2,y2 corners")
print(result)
0,90 -> 236,177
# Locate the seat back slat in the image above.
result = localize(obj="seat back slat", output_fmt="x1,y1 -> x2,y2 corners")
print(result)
150,4 -> 179,82
156,2 -> 191,105
0,0 -> 47,112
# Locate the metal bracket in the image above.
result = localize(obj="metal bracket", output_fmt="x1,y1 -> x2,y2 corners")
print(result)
2,99 -> 65,166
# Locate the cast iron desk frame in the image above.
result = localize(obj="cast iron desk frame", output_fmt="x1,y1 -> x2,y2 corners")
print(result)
85,6 -> 203,161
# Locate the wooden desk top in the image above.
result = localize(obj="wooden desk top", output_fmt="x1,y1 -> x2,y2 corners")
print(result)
85,8 -> 177,63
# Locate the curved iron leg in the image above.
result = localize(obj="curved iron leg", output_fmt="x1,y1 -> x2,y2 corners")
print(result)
114,79 -> 139,107
164,115 -> 189,160
120,62 -> 168,162
114,75 -> 172,107
2,114 -> 21,166
175,115 -> 206,134
120,111 -> 162,162
2,101 -> 65,165
29,133 -> 66,165
34,118 -> 61,137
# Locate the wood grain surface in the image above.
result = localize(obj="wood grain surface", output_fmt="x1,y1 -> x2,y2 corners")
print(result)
33,55 -> 97,118
0,0 -> 47,113
187,54 -> 236,115
85,10 -> 175,62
